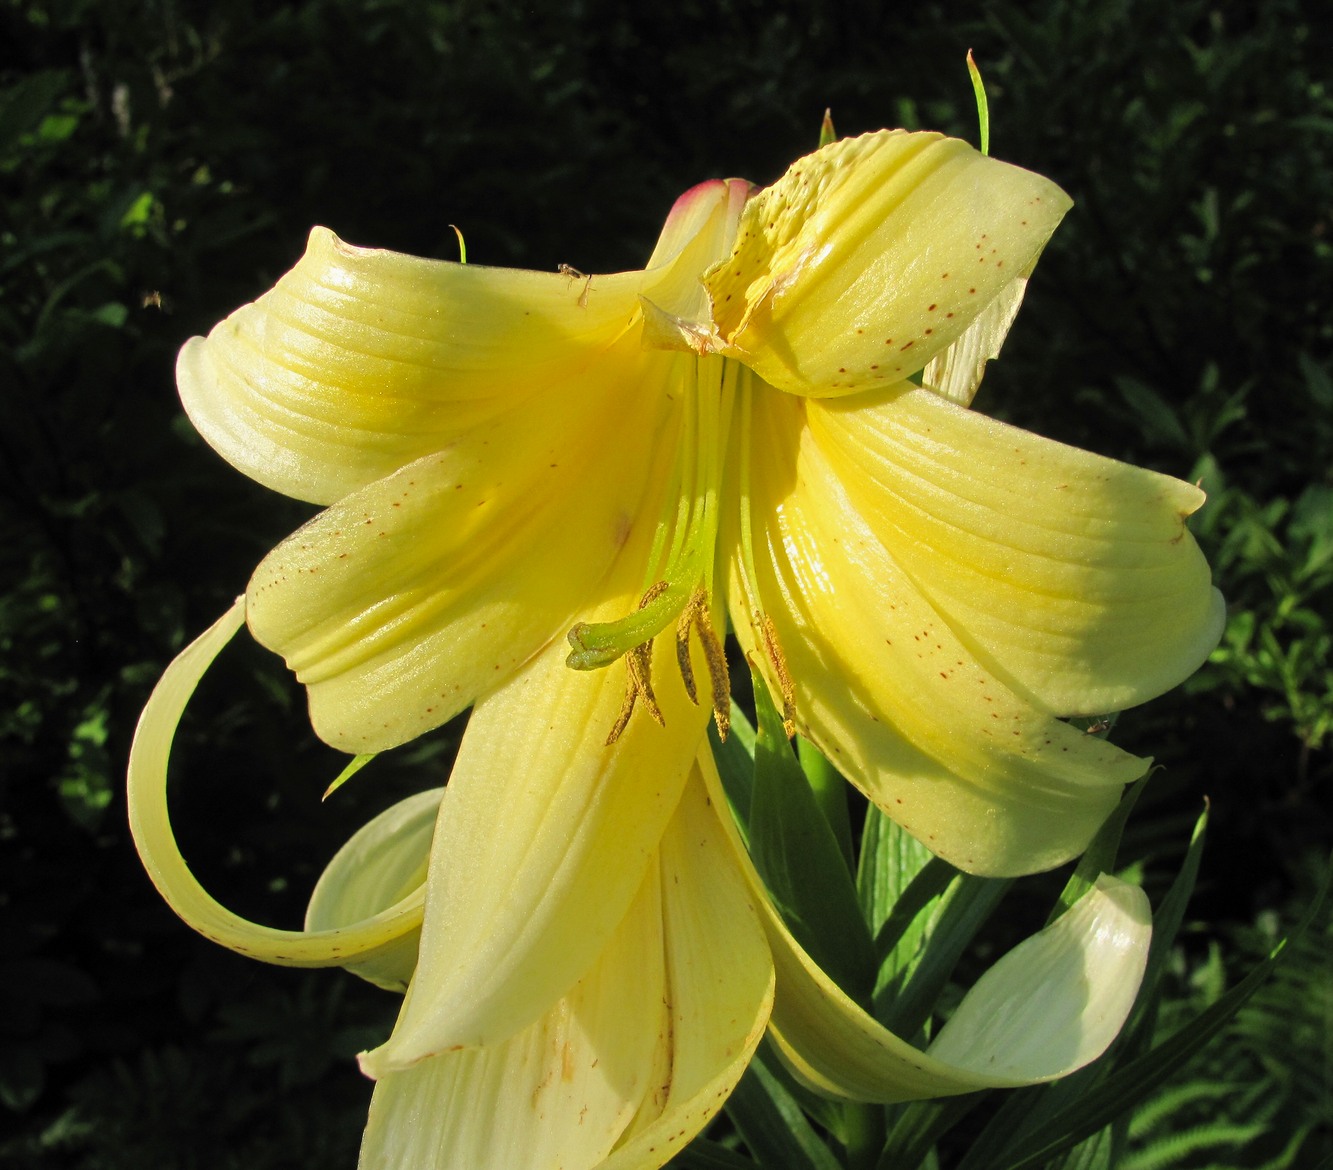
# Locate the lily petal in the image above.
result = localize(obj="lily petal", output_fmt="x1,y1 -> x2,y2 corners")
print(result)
304,787 -> 442,991
179,227 -> 650,504
729,390 -> 1142,876
360,594 -> 710,1068
809,385 -> 1226,714
700,757 -> 1149,1103
359,862 -> 670,1170
925,874 -> 1150,1081
601,769 -> 774,1170
920,272 -> 1029,406
126,599 -> 424,966
245,336 -> 678,752
703,130 -> 1069,397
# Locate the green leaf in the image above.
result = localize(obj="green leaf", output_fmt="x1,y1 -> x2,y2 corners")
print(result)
0,69 -> 69,152
875,871 -> 1011,1039
724,1047 -> 843,1170
710,701 -> 756,845
672,1138 -> 759,1169
748,668 -> 874,1006
857,804 -> 935,935
1048,775 -> 1148,925
878,1094 -> 984,1170
797,737 -> 855,872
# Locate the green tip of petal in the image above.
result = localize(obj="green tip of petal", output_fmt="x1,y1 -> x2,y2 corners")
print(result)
819,108 -> 837,148
323,752 -> 377,801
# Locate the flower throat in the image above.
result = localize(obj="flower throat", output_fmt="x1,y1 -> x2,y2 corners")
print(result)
566,357 -> 795,745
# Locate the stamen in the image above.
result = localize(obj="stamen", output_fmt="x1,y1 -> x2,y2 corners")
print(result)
572,357 -> 741,742
761,613 -> 798,738
605,588 -> 670,745
674,588 -> 732,741
627,641 -> 664,726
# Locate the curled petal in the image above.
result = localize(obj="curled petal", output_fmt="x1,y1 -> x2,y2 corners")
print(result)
920,273 -> 1029,406
925,875 -> 1150,1080
305,787 -> 442,991
703,130 -> 1069,397
809,385 -> 1225,714
700,757 -> 1150,1103
180,178 -> 744,508
126,600 -> 424,967
728,391 -> 1142,876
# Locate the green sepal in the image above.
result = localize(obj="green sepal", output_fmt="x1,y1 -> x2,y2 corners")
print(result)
748,668 -> 875,1007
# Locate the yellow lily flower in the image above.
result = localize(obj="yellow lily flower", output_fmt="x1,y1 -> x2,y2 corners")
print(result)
128,129 -> 1223,1168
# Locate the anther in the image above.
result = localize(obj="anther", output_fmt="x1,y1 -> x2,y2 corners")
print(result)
760,614 -> 798,738
675,589 -> 732,741
604,585 -> 671,744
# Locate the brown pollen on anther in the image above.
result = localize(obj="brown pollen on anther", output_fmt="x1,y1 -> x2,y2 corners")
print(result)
760,614 -> 798,738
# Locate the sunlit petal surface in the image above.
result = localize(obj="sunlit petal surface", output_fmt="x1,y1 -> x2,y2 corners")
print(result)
810,385 -> 1226,714
730,389 -> 1143,875
244,339 -> 679,752
179,228 -> 646,504
704,130 -> 1069,397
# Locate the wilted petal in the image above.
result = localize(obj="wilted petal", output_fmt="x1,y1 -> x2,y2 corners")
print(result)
126,599 -> 425,967
359,587 -> 710,1069
602,769 -> 774,1170
729,390 -> 1142,877
810,385 -> 1225,714
359,863 -> 669,1170
305,788 -> 442,991
700,757 -> 1149,1103
703,131 -> 1069,397
245,338 -> 679,752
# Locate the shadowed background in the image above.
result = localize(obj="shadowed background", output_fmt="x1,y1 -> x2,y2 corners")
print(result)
1,0 -> 1329,1165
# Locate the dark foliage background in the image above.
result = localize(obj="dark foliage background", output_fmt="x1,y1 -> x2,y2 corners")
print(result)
1,0 -> 1328,1165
